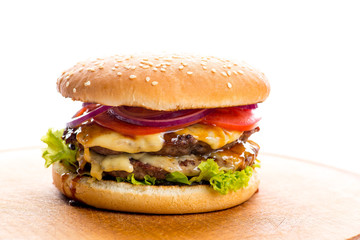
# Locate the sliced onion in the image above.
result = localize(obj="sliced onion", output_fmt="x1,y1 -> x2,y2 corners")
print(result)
66,105 -> 112,128
82,102 -> 95,107
109,107 -> 213,127
235,104 -> 258,110
117,106 -> 199,120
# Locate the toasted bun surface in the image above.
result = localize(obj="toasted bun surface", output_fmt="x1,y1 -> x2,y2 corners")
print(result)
52,161 -> 260,214
57,54 -> 270,110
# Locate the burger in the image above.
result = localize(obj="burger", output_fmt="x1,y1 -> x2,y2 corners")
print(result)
41,54 -> 270,214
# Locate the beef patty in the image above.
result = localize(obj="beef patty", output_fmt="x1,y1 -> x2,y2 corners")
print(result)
64,126 -> 260,157
64,126 -> 260,180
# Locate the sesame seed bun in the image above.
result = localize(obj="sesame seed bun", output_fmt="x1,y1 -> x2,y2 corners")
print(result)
57,54 -> 270,110
52,161 -> 260,214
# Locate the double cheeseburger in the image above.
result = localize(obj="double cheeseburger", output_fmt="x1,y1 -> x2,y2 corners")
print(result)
42,54 -> 270,214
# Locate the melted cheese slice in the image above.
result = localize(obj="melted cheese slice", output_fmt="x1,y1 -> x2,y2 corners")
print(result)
175,124 -> 243,149
77,123 -> 242,155
84,149 -> 191,180
77,123 -> 165,153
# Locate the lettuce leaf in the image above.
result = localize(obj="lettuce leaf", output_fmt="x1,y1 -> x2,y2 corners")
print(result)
41,129 -> 77,169
209,166 -> 253,195
189,158 -> 220,183
166,171 -> 191,185
165,159 -> 256,195
116,174 -> 157,186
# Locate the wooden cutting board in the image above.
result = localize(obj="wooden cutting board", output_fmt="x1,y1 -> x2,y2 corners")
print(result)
1,148 -> 359,240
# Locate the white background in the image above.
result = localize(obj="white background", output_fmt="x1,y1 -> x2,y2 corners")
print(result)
1,0 -> 359,173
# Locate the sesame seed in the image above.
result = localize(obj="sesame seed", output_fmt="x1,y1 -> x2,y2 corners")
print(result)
200,62 -> 207,66
156,64 -> 161,67
238,70 -> 244,75
131,66 -> 136,70
147,62 -> 154,66
65,76 -> 70,80
117,72 -> 122,76
114,64 -> 119,68
178,65 -> 184,70
111,67 -> 116,71
129,75 -> 136,80
73,88 -> 76,93
227,82 -> 232,88
151,81 -> 158,86
221,72 -> 227,77
116,59 -> 123,62
87,68 -> 95,72
233,70 -> 238,75
211,68 -> 217,73
181,62 -> 188,66
227,70 -> 232,76
145,76 -> 151,82
125,65 -> 131,70
84,81 -> 91,86
98,65 -> 104,69
78,67 -> 84,72
152,67 -> 158,71
65,82 -> 69,87
141,65 -> 150,69
202,66 -> 207,70
160,68 -> 166,72
142,58 -> 148,61
187,71 -> 193,75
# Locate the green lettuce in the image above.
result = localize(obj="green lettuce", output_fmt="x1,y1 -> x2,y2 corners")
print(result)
165,171 -> 191,185
41,129 -> 77,169
116,174 -> 157,185
165,159 -> 256,195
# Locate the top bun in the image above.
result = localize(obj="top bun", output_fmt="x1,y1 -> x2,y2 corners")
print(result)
57,54 -> 270,111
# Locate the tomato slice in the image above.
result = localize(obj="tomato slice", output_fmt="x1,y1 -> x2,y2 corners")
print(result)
73,107 -> 87,118
201,108 -> 261,131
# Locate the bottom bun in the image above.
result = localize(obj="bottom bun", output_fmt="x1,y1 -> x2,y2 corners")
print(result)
52,161 -> 260,214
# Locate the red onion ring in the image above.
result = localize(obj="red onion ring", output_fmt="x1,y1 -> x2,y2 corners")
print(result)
117,106 -> 199,120
67,104 -> 258,129
82,102 -> 96,107
235,104 -> 258,110
66,105 -> 112,128
109,107 -> 214,127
